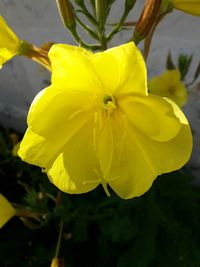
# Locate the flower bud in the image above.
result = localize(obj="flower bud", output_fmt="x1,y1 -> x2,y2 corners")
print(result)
56,0 -> 76,29
0,16 -> 20,68
134,0 -> 162,43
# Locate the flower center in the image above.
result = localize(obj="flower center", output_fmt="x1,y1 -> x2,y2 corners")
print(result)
168,86 -> 175,94
103,94 -> 116,113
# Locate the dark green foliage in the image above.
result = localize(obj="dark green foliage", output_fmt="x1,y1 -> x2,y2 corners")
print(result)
0,126 -> 200,267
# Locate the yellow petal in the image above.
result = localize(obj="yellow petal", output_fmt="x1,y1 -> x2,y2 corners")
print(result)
18,107 -> 90,168
0,194 -> 16,228
94,110 -> 127,182
0,16 -> 19,67
93,109 -> 156,199
119,94 -> 183,142
170,0 -> 200,16
49,44 -> 102,94
108,117 -> 192,199
108,131 -> 156,199
46,120 -> 101,194
91,42 -> 147,95
0,48 -> 16,68
0,16 -> 19,47
27,85 -> 95,137
49,42 -> 147,96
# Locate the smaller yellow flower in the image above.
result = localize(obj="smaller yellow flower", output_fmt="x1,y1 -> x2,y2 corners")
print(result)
148,69 -> 188,107
0,194 -> 16,228
0,15 -> 20,68
169,0 -> 200,16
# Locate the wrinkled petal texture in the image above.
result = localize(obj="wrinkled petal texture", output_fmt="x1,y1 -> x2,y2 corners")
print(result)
49,42 -> 147,96
106,98 -> 192,199
170,0 -> 200,16
0,16 -> 20,67
0,194 -> 16,228
18,42 -> 192,199
148,70 -> 188,107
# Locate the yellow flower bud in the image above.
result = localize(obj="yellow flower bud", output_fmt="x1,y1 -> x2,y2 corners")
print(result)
169,0 -> 200,16
50,257 -> 59,267
0,16 -> 20,68
0,194 -> 16,228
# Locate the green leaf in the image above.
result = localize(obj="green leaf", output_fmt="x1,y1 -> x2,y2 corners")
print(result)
166,51 -> 176,70
194,61 -> 200,80
178,54 -> 193,80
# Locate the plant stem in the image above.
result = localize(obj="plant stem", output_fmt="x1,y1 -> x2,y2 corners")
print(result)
55,221 -> 64,258
69,26 -> 101,50
75,15 -> 99,40
106,7 -> 132,42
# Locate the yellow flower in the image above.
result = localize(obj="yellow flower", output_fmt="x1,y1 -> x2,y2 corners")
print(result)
0,194 -> 16,228
0,16 -> 20,68
148,69 -> 188,108
18,42 -> 192,199
169,0 -> 200,16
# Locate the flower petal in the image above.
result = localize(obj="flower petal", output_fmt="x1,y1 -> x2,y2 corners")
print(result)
106,119 -> 157,199
0,48 -> 16,68
90,42 -> 147,95
0,16 -> 19,49
27,85 -> 95,137
119,94 -> 183,142
0,16 -> 19,67
19,107 -> 90,168
108,119 -> 192,199
49,44 -> 102,94
46,120 -> 101,194
49,42 -> 147,97
0,194 -> 16,228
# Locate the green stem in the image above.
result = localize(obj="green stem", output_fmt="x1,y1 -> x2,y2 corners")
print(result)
55,221 -> 64,258
98,32 -> 107,50
69,26 -> 101,50
95,0 -> 107,50
76,2 -> 97,25
107,11 -> 129,42
75,15 -> 99,40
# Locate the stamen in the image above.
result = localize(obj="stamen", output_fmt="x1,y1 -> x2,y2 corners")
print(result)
101,179 -> 111,197
103,95 -> 113,105
103,94 -> 116,113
